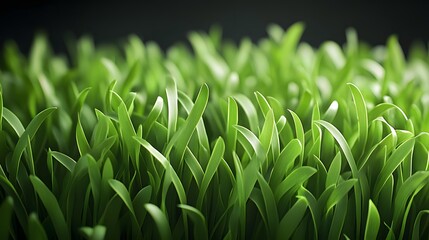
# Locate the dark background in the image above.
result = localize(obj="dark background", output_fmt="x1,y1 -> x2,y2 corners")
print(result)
1,0 -> 429,54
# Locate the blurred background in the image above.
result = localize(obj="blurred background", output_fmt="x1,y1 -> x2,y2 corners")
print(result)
1,0 -> 429,54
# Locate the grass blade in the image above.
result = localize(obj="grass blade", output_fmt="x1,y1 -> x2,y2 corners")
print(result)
28,213 -> 48,240
145,203 -> 172,240
30,175 -> 70,240
0,197 -> 14,240
197,137 -> 225,208
276,198 -> 307,240
364,200 -> 380,240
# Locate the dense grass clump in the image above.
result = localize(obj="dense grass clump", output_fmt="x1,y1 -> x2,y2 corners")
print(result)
1,23 -> 429,239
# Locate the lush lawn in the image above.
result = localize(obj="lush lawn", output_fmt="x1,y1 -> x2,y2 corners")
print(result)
1,23 -> 429,239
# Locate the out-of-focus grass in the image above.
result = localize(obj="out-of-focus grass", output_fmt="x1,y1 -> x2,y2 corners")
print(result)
1,23 -> 429,239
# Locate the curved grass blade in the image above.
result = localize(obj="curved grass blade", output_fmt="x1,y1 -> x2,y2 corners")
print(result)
145,203 -> 172,240
184,148 -> 204,187
108,179 -> 136,216
30,175 -> 70,240
178,204 -> 208,240
28,213 -> 48,240
133,185 -> 152,226
135,136 -> 187,204
364,200 -> 380,240
316,120 -> 358,176
10,107 -> 57,179
289,110 -> 305,163
276,198 -> 307,240
142,96 -> 163,138
76,115 -> 90,156
87,157 -> 101,217
328,195 -> 348,240
348,83 -> 368,155
197,137 -> 225,208
412,210 -> 429,240
368,103 -> 408,122
178,90 -> 210,159
50,150 -> 76,172
165,84 -> 209,159
270,139 -> 302,187
257,173 -> 279,235
326,178 -> 357,212
166,76 -> 178,141
255,91 -> 271,116
233,94 -> 259,133
259,109 -> 275,154
297,186 -> 320,239
2,108 -> 25,136
235,125 -> 265,162
0,176 -> 28,231
0,197 -> 14,240
72,87 -> 91,115
274,166 -> 317,202
326,153 -> 341,188
392,171 -> 429,229
226,97 -> 238,153
373,138 -> 415,198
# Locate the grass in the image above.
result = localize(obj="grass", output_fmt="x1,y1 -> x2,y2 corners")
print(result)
1,22 -> 429,239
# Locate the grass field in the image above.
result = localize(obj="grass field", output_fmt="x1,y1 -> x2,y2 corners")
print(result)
1,23 -> 429,239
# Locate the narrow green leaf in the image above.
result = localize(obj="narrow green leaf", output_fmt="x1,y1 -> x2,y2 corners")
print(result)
326,153 -> 341,188
289,110 -> 305,163
274,166 -> 317,201
316,120 -> 358,177
135,136 -> 187,204
257,173 -> 279,234
373,138 -> 415,197
297,186 -> 320,239
255,91 -> 271,116
0,197 -> 14,240
30,175 -> 70,240
276,198 -> 307,240
233,94 -> 259,133
28,213 -> 48,240
328,195 -> 348,240
2,108 -> 25,136
235,125 -> 265,161
197,137 -> 225,208
226,97 -> 238,152
270,139 -> 302,187
166,77 -> 178,141
184,148 -> 204,187
50,150 -> 76,172
348,83 -> 368,155
145,203 -> 172,240
393,171 -> 429,228
412,210 -> 429,240
76,115 -> 90,156
0,176 -> 28,231
178,204 -> 208,240
326,179 -> 357,212
72,87 -> 91,115
165,84 -> 209,159
143,96 -> 163,138
364,200 -> 380,240
133,186 -> 152,226
10,107 -> 57,179
108,179 -> 136,216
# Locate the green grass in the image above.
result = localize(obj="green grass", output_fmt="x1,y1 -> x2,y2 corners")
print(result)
1,22 -> 429,239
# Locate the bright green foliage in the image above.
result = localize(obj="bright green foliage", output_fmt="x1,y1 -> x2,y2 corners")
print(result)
1,23 -> 429,239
